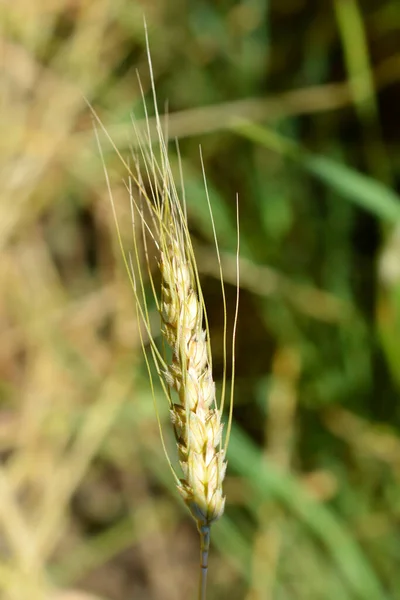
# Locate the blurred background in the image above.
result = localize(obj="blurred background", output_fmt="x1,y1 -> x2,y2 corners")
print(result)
1,1 -> 400,599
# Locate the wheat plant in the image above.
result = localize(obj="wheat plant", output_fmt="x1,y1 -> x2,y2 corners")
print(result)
92,25 -> 239,600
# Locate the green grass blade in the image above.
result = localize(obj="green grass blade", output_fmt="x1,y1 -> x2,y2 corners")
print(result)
236,123 -> 400,223
229,424 -> 389,600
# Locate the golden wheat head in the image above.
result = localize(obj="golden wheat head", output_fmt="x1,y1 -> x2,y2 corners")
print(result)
92,22 -> 239,600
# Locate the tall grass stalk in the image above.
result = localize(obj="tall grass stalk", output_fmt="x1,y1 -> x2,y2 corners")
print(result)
92,24 -> 239,600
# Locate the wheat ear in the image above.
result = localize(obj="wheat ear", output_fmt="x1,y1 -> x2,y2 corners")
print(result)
91,23 -> 239,600
126,142 -> 230,600
160,216 -> 226,592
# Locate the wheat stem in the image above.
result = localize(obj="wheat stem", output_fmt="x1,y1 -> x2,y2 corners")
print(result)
198,525 -> 211,600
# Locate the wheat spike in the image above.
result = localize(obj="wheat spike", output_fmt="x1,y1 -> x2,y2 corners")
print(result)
161,231 -> 226,523
91,22 -> 239,600
159,202 -> 227,598
123,138 -> 231,598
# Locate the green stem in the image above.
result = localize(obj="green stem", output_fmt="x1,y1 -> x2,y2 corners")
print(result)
198,525 -> 211,600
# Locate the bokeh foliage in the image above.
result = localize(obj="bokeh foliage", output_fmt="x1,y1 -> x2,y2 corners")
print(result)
1,1 -> 400,599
